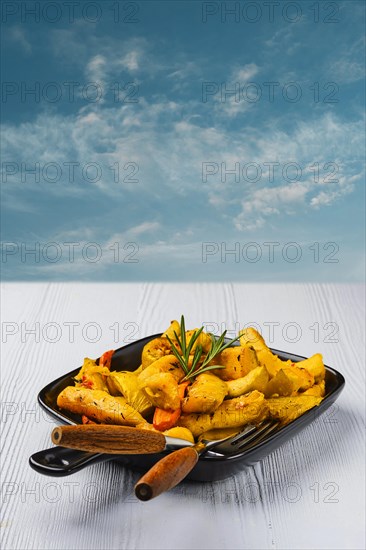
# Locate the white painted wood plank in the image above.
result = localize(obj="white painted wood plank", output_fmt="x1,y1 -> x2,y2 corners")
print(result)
1,283 -> 364,550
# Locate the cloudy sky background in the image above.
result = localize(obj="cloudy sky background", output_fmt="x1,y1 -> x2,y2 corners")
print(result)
1,0 -> 365,281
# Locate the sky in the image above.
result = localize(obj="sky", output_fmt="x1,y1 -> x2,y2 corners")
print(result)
1,0 -> 365,281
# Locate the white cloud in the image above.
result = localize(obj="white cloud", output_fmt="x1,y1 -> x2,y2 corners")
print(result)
234,183 -> 308,230
120,50 -> 140,71
213,95 -> 253,118
1,221 -> 199,279
2,104 -> 363,231
264,27 -> 294,50
50,28 -> 149,81
168,61 -> 199,80
205,63 -> 260,118
85,54 -> 107,82
231,63 -> 259,82
330,58 -> 365,84
245,183 -> 308,211
128,222 -> 161,236
310,191 -> 336,208
78,112 -> 101,124
2,25 -> 364,236
327,37 -> 365,83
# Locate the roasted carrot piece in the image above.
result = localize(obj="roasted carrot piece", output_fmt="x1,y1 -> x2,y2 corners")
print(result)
99,349 -> 114,369
153,408 -> 181,431
178,381 -> 190,398
81,415 -> 96,424
153,381 -> 190,431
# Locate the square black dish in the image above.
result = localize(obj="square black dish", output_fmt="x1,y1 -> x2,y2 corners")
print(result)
35,333 -> 345,481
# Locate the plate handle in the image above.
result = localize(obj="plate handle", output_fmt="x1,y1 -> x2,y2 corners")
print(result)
29,446 -> 112,476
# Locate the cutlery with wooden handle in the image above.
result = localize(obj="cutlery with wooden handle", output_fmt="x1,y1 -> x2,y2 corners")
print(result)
135,420 -> 279,500
30,426 -> 196,477
51,424 -> 166,454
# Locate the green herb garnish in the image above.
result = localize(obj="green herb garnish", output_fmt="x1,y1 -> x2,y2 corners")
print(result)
166,315 -> 240,382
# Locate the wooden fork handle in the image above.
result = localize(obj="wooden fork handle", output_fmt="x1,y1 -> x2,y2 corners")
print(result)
134,447 -> 199,501
51,425 -> 166,454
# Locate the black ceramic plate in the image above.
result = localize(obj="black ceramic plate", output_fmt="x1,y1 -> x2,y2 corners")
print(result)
36,333 -> 345,481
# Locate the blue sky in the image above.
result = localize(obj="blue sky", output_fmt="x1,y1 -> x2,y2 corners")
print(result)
1,0 -> 365,281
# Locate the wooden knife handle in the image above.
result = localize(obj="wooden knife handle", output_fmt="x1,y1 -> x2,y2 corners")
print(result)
134,446 -> 199,501
51,425 -> 166,454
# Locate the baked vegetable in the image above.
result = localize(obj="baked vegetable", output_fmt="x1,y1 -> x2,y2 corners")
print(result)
178,390 -> 269,437
141,337 -> 173,368
301,381 -> 326,397
239,327 -> 292,378
162,320 -> 181,341
185,329 -> 212,353
163,426 -> 195,443
57,387 -> 145,426
56,317 -> 326,441
143,372 -> 180,411
74,358 -> 110,391
152,382 -> 189,431
266,395 -> 323,425
295,354 -> 325,382
282,365 -> 314,391
212,346 -> 259,380
226,366 -> 269,397
139,355 -> 185,383
99,349 -> 114,369
264,369 -> 294,397
107,371 -> 154,417
182,373 -> 227,413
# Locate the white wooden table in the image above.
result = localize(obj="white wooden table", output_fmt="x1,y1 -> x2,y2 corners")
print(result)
1,283 -> 365,550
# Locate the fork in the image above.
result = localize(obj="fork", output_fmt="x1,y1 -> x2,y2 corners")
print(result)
134,419 -> 279,500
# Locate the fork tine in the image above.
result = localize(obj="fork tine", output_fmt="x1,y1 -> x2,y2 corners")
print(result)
236,420 -> 280,450
227,424 -> 258,445
228,419 -> 273,446
211,419 -> 279,455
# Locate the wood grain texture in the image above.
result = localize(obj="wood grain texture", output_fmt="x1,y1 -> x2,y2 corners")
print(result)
135,446 -> 199,501
51,425 -> 166,454
1,283 -> 365,550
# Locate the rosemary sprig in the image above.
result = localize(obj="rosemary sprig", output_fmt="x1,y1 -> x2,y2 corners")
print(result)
166,315 -> 241,382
